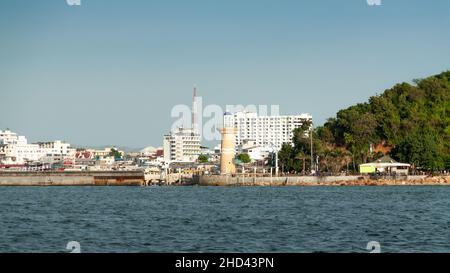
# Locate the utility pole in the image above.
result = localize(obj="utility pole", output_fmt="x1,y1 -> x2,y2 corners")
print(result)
316,155 -> 319,173
310,121 -> 314,174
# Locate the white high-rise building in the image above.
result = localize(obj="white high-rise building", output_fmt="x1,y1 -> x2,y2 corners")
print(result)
223,111 -> 313,152
0,129 -> 75,165
163,127 -> 201,163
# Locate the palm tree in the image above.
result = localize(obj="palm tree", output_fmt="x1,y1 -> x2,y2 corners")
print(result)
295,151 -> 308,175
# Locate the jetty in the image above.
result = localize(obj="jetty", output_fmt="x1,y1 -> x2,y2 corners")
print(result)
196,174 -> 450,186
0,171 -> 145,186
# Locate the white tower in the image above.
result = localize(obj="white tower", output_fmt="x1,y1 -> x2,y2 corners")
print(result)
192,86 -> 199,134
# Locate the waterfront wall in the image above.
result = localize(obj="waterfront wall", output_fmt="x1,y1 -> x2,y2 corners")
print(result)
1,172 -> 447,187
198,175 -> 360,186
197,175 -> 449,186
0,171 -> 145,186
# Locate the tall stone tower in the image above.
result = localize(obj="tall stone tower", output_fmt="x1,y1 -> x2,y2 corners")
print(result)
220,127 -> 237,175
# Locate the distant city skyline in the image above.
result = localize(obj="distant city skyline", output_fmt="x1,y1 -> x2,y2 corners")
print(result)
1,0 -> 450,147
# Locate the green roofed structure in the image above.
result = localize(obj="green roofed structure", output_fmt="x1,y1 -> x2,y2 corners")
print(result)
359,155 -> 410,175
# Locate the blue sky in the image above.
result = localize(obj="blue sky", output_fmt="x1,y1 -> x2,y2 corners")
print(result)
1,0 -> 449,148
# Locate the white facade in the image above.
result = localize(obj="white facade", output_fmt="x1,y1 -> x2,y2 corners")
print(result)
37,141 -> 72,156
239,140 -> 271,162
163,127 -> 201,163
87,147 -> 124,159
0,129 -> 74,165
0,130 -> 26,145
224,111 -> 313,152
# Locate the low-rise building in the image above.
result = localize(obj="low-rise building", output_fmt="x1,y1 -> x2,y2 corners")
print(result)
239,140 -> 271,162
0,129 -> 75,165
87,147 -> 124,159
163,127 -> 201,163
359,155 -> 410,175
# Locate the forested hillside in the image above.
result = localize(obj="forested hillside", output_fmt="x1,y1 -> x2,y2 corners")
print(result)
279,71 -> 450,173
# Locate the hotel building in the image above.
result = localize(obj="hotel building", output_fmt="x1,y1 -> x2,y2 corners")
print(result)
223,111 -> 313,152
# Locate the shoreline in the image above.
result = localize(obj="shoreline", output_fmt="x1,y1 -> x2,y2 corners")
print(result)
0,171 -> 144,186
196,175 -> 450,187
0,171 -> 449,187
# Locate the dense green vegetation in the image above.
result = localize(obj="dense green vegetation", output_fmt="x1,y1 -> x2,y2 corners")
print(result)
198,154 -> 209,163
237,153 -> 251,164
278,122 -> 313,174
109,148 -> 122,160
279,71 -> 450,173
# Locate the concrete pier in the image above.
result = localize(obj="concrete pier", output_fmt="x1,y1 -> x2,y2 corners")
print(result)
0,171 -> 145,186
197,175 -> 450,186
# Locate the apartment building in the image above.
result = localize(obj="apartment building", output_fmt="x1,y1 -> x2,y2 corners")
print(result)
163,127 -> 201,163
223,111 -> 313,152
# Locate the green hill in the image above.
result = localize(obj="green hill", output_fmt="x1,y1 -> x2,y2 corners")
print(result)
318,71 -> 450,171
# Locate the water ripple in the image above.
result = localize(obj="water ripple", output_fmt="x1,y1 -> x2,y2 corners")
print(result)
0,186 -> 449,253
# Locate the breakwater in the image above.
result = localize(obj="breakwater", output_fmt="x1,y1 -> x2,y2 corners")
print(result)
0,171 -> 145,186
1,172 -> 449,187
197,175 -> 450,186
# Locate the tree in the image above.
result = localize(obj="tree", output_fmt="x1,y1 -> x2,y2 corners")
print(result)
278,143 -> 294,172
277,120 -> 315,174
445,154 -> 450,171
295,151 -> 308,174
392,130 -> 445,171
237,153 -> 251,164
198,155 -> 209,163
319,147 -> 350,174
292,121 -> 313,172
109,148 -> 122,160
